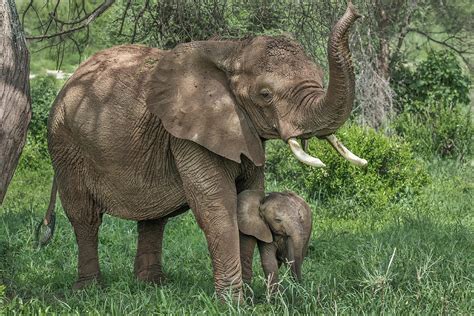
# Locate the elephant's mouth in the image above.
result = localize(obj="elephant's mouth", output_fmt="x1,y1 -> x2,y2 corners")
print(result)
287,135 -> 368,168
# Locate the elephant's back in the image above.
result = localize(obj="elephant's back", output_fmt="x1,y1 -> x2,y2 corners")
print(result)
48,45 -> 164,139
48,44 -> 167,163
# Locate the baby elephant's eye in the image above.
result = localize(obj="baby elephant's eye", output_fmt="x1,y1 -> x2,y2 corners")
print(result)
274,218 -> 282,223
259,88 -> 272,101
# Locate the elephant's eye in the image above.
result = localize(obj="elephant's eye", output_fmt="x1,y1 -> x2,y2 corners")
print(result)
259,88 -> 272,101
274,218 -> 282,223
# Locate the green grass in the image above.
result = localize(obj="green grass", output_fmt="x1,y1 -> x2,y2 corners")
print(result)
1,154 -> 473,314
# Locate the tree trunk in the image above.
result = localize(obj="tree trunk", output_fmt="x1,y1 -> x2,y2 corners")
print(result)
378,36 -> 390,80
376,5 -> 391,80
0,0 -> 31,203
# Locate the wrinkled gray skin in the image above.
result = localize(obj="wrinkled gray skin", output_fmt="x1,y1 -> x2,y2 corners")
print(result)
40,3 -> 360,300
237,190 -> 312,290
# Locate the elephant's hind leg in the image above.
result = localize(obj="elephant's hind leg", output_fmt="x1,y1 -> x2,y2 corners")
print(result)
72,215 -> 102,290
134,218 -> 168,284
57,173 -> 103,290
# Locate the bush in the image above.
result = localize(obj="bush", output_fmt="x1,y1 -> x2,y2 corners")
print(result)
265,124 -> 429,218
394,100 -> 473,159
18,76 -> 60,170
29,76 -> 59,142
393,50 -> 471,112
392,50 -> 472,160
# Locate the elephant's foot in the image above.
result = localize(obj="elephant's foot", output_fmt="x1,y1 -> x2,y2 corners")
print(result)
135,266 -> 167,284
72,273 -> 102,290
134,257 -> 166,284
135,219 -> 167,285
216,282 -> 244,304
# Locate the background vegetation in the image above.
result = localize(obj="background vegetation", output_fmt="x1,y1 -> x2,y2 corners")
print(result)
1,0 -> 473,314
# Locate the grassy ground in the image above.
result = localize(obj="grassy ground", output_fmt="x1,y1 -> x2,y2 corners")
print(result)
0,155 -> 472,314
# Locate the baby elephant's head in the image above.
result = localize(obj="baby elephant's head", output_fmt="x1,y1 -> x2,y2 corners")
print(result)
237,190 -> 313,281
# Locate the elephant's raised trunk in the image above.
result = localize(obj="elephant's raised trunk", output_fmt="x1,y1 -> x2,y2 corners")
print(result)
288,1 -> 367,168
311,1 -> 361,136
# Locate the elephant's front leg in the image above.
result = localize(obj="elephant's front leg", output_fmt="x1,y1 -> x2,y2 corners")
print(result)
173,143 -> 243,301
184,179 -> 242,300
134,218 -> 168,283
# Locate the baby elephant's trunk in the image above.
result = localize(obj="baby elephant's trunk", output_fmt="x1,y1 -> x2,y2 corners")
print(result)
287,236 -> 304,281
35,176 -> 58,247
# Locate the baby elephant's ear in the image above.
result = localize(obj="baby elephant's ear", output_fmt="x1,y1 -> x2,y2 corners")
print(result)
237,190 -> 273,243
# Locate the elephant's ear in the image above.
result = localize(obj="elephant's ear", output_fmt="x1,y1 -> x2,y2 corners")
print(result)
237,190 -> 273,243
145,41 -> 265,166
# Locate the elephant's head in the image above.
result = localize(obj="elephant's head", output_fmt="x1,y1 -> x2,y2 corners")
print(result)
146,1 -> 366,168
237,190 -> 312,281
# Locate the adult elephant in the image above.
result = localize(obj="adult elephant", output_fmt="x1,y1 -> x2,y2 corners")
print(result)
38,2 -> 365,300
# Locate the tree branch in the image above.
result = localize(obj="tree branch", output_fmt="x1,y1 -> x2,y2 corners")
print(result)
119,0 -> 132,36
131,0 -> 149,43
25,0 -> 114,41
407,28 -> 472,67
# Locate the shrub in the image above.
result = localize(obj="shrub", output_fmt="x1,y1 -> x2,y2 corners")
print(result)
29,76 -> 59,142
18,76 -> 60,170
265,124 -> 429,218
392,50 -> 472,160
393,50 -> 471,112
394,99 -> 472,159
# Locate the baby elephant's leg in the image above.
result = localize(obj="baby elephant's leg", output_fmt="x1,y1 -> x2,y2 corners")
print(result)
258,241 -> 279,292
239,233 -> 257,284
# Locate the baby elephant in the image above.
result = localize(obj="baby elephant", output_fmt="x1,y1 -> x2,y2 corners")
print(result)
237,190 -> 312,289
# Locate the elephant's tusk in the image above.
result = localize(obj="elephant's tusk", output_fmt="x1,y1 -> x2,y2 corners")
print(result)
288,138 -> 326,167
325,134 -> 368,167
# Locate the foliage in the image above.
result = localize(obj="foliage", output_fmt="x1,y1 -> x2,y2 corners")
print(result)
265,124 -> 429,218
101,1 -> 306,50
0,284 -> 4,301
20,0 -> 474,72
392,51 -> 472,160
19,76 -> 60,170
29,76 -> 59,141
394,100 -> 472,160
21,1 -> 344,70
393,51 -> 471,111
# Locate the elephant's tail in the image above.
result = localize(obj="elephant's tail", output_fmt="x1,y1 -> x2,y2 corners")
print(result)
35,176 -> 58,247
